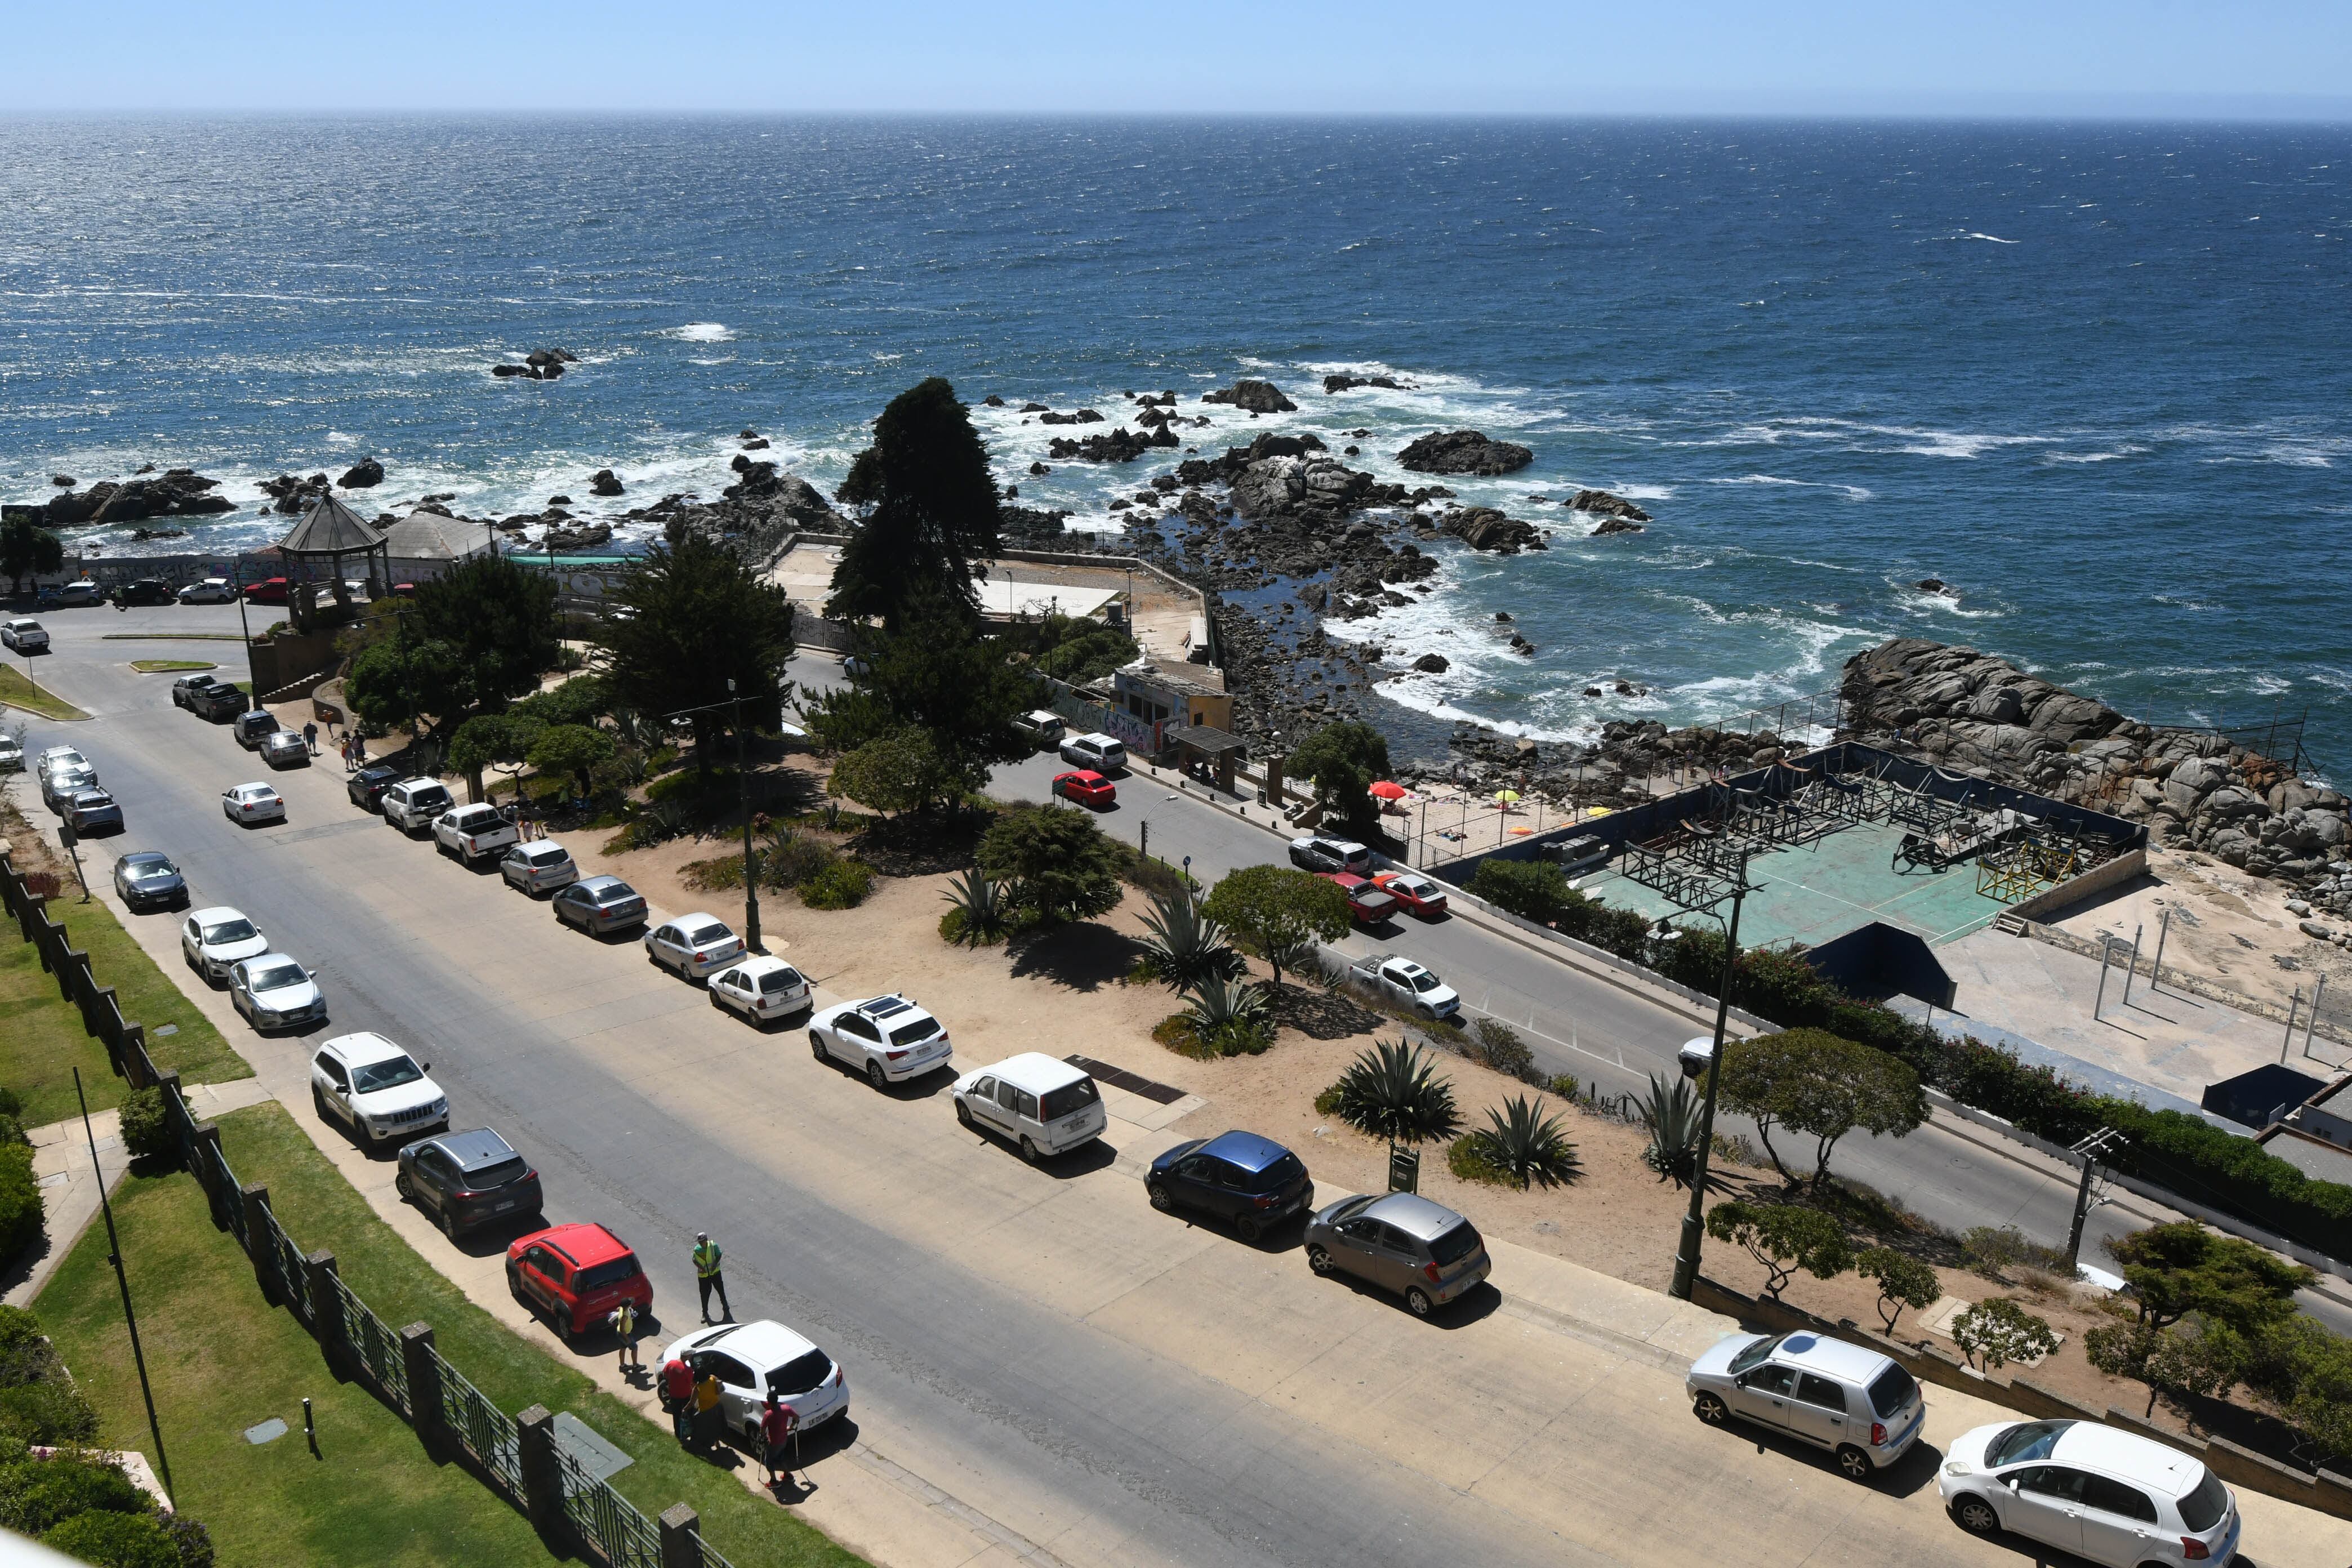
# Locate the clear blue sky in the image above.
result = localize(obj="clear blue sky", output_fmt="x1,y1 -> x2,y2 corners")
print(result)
10,1 -> 2351,117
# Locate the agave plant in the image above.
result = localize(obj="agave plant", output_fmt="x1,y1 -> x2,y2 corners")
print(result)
941,869 -> 1013,947
1139,886 -> 1238,992
1467,1095 -> 1583,1191
1329,1039 -> 1461,1153
1182,973 -> 1273,1056
1638,1071 -> 1705,1188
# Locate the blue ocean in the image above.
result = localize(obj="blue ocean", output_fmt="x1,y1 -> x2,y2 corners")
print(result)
5,117 -> 2348,758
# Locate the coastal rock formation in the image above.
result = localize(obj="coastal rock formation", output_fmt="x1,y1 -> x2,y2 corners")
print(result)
634,462 -> 849,571
1400,429 -> 1534,476
1413,653 -> 1450,673
1201,379 -> 1297,414
1568,488 -> 1650,522
492,349 -> 576,381
1591,516 -> 1644,536
338,457 -> 385,489
541,521 -> 613,551
1436,507 -> 1544,554
1037,408 -> 1103,425
590,469 -> 625,496
1001,505 -> 1071,541
1842,638 -> 2352,887
39,469 -> 235,527
1324,373 -> 1411,393
1047,425 -> 1177,462
1914,578 -> 1959,599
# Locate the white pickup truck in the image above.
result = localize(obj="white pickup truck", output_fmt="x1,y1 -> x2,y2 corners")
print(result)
1347,953 -> 1462,1021
430,802 -> 520,863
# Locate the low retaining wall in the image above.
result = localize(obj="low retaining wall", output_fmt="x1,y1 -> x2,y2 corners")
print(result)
1689,1275 -> 2352,1520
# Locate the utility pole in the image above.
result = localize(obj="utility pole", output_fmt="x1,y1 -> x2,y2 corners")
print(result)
2065,1126 -> 2126,1274
233,561 -> 261,712
1669,849 -> 1751,1302
730,679 -> 762,954
76,1069 -> 171,1505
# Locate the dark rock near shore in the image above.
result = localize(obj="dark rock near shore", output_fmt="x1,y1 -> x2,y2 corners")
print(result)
1038,408 -> 1104,426
1914,577 -> 1959,598
44,467 -> 236,527
1201,379 -> 1297,414
1324,373 -> 1411,394
1590,516 -> 1644,536
1028,461 -> 1051,476
50,475 -> 74,487
1413,653 -> 1450,673
495,349 -> 575,381
541,520 -> 613,551
1002,505 -> 1071,541
1047,425 -> 1176,462
1436,507 -> 1544,554
983,395 -> 1006,407
741,436 -> 770,451
338,457 -> 385,489
1568,488 -> 1651,522
1400,429 -> 1534,476
1019,402 -> 1050,414
590,469 -> 625,497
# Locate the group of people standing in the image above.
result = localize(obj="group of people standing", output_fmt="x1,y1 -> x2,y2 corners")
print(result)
614,1232 -> 799,1487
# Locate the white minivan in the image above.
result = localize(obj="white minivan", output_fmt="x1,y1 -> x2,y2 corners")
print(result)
952,1053 -> 1107,1162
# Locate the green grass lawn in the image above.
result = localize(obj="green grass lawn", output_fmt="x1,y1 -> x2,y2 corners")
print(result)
0,887 -> 250,1125
0,666 -> 90,721
47,1103 -> 866,1568
129,659 -> 217,674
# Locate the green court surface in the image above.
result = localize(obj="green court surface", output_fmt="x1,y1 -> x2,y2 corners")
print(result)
1576,819 -> 2012,950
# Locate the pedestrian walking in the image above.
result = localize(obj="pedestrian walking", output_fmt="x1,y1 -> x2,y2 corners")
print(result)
608,1299 -> 641,1374
692,1367 -> 723,1452
692,1232 -> 731,1324
759,1397 -> 796,1486
302,719 -> 318,756
661,1353 -> 695,1445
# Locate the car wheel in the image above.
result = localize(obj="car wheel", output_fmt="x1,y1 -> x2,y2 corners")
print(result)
865,1059 -> 887,1090
955,1098 -> 974,1129
1019,1135 -> 1042,1164
1307,1245 -> 1335,1276
1148,1182 -> 1175,1214
1235,1214 -> 1264,1243
438,1204 -> 457,1239
1405,1286 -> 1435,1317
1951,1495 -> 2000,1537
708,988 -> 724,1011
311,1084 -> 329,1120
1833,1444 -> 1873,1482
394,1170 -> 414,1201
1692,1392 -> 1730,1426
506,1262 -> 527,1303
810,1030 -> 827,1061
1417,1004 -> 1435,1019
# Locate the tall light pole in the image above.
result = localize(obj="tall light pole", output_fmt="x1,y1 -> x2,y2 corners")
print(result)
233,560 -> 262,712
730,679 -> 763,954
1668,849 -> 1752,1303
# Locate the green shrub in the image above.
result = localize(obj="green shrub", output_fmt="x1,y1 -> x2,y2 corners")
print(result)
1313,1083 -> 1344,1117
1467,1018 -> 1534,1081
0,1147 -> 41,1263
1952,1297 -> 2060,1372
1467,858 -> 1571,924
118,1088 -> 177,1166
681,855 -> 745,893
762,835 -> 839,889
799,858 -> 875,910
44,1508 -> 179,1568
0,1380 -> 98,1445
1446,1134 -> 1511,1186
0,1455 -> 146,1535
1548,1073 -> 1580,1099
161,1513 -> 215,1568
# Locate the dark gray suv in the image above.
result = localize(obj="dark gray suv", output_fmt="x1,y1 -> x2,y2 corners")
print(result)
395,1127 -> 544,1238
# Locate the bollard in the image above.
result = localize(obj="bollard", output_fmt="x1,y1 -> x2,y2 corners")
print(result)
658,1503 -> 702,1568
400,1324 -> 443,1444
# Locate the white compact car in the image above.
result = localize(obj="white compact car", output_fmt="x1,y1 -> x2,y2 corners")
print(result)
381,778 -> 456,834
1687,1330 -> 1925,1482
0,619 -> 49,653
707,956 -> 812,1027
177,577 -> 236,604
643,913 -> 745,982
660,1318 -> 849,1444
0,734 -> 20,772
499,840 -> 578,896
228,952 -> 327,1033
952,1053 -> 1105,1161
1938,1419 -> 2240,1567
1057,732 -> 1127,772
221,781 -> 287,824
181,906 -> 270,982
432,802 -> 518,863
309,1032 -> 449,1148
809,994 -> 953,1087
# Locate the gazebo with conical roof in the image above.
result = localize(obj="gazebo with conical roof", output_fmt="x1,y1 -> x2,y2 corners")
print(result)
276,491 -> 390,624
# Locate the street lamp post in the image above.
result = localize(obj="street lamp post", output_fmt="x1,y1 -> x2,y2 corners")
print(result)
1668,854 -> 1750,1303
730,679 -> 763,954
233,562 -> 262,712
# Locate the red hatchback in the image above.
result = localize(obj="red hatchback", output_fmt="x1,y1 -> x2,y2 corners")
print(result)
242,576 -> 289,604
1053,769 -> 1116,808
506,1222 -> 652,1342
1320,872 -> 1399,926
1373,870 -> 1449,918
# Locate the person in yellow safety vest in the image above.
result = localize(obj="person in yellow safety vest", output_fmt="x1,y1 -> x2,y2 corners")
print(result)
692,1365 -> 723,1452
693,1231 -> 731,1324
608,1298 -> 641,1374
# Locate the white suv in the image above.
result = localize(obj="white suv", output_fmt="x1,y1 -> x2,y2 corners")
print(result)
381,778 -> 456,834
310,1032 -> 450,1148
1939,1419 -> 2239,1566
1057,732 -> 1127,772
809,994 -> 953,1087
432,802 -> 518,863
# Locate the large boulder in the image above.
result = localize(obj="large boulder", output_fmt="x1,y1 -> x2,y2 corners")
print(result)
338,457 -> 385,489
1399,429 -> 1534,476
1437,507 -> 1544,554
1324,373 -> 1409,393
1567,488 -> 1650,521
590,469 -> 625,497
1201,379 -> 1297,414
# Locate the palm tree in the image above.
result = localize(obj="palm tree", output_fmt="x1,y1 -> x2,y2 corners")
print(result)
1637,1072 -> 1705,1188
1139,886 -> 1237,991
1467,1095 -> 1582,1190
941,869 -> 1013,947
1330,1040 -> 1461,1157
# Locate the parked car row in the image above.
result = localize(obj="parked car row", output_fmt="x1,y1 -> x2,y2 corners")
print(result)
32,745 -> 126,838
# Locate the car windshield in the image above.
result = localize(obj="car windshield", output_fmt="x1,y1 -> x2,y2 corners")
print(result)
129,859 -> 176,878
351,1057 -> 423,1093
575,1255 -> 640,1292
687,923 -> 732,947
1866,1364 -> 1917,1418
2178,1469 -> 2229,1532
887,1018 -> 939,1046
247,963 -> 307,992
1427,1220 -> 1484,1267
204,919 -> 258,945
464,1156 -> 532,1191
1985,1420 -> 2073,1466
1727,1334 -> 1782,1375
768,1349 -> 832,1398
1040,1080 -> 1098,1121
1240,1153 -> 1307,1193
1408,971 -> 1441,992
757,970 -> 801,995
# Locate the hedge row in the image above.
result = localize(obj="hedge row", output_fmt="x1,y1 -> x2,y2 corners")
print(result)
1465,857 -> 2352,1258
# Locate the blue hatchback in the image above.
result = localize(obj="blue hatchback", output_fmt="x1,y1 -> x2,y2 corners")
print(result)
1146,1130 -> 1314,1241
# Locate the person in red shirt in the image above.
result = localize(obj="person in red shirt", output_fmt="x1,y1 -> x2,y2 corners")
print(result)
759,1398 -> 797,1486
661,1355 -> 695,1445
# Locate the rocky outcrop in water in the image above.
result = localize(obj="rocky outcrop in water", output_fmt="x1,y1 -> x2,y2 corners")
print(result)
338,457 -> 385,489
1590,516 -> 1644,536
590,469 -> 625,496
1568,488 -> 1650,521
1842,638 -> 2351,886
39,469 -> 236,527
1400,429 -> 1534,476
1000,505 -> 1071,541
1048,425 -> 1177,462
1324,373 -> 1411,393
492,349 -> 576,380
1436,507 -> 1544,554
1037,408 -> 1103,426
1201,379 -> 1297,414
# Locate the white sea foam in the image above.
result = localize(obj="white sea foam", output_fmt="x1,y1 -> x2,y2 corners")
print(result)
1705,474 -> 1873,500
1957,231 -> 2020,244
2043,446 -> 2146,464
666,323 -> 736,343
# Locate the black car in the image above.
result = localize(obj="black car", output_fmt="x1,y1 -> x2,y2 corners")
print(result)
232,709 -> 282,749
189,683 -> 247,721
112,579 -> 176,607
396,1127 -> 544,1238
348,763 -> 403,812
111,851 -> 188,911
172,672 -> 230,710
1146,1130 -> 1315,1242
